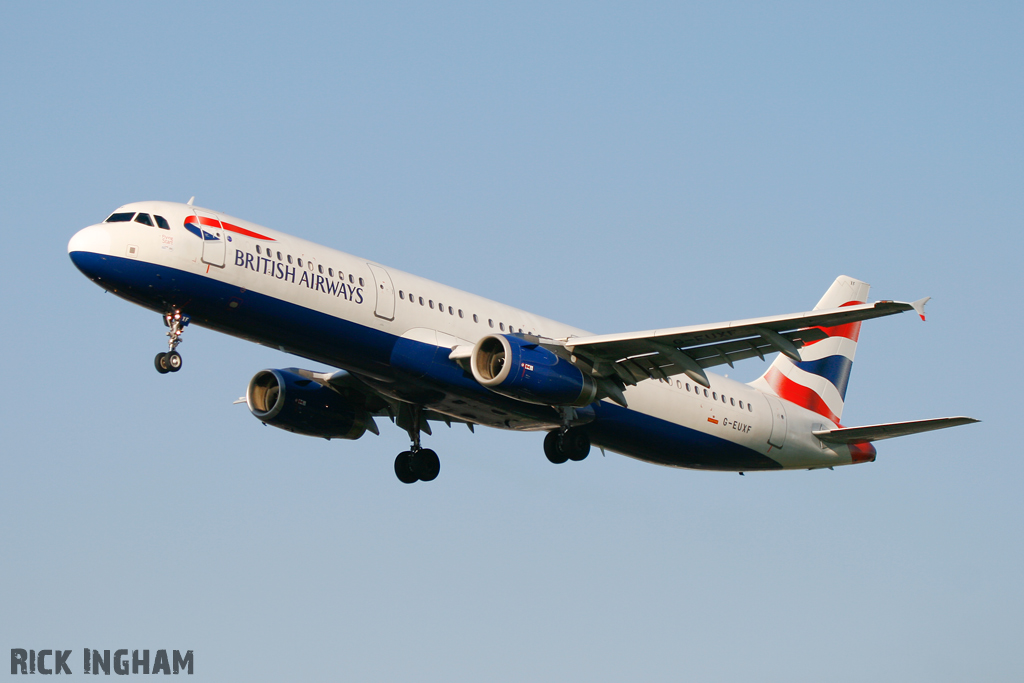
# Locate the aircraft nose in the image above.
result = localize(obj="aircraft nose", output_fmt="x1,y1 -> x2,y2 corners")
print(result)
68,224 -> 111,256
68,224 -> 112,277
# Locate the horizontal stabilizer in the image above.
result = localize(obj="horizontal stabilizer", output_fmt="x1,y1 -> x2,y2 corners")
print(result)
813,417 -> 979,444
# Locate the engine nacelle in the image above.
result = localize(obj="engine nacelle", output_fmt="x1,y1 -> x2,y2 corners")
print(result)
246,369 -> 374,439
470,334 -> 597,407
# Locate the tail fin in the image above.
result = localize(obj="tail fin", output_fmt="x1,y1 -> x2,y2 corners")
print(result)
749,276 -> 870,424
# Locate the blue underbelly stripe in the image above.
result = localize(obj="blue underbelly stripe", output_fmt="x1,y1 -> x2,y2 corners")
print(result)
70,250 -> 782,471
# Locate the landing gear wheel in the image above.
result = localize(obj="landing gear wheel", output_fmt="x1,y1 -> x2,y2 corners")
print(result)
544,431 -> 569,464
395,451 -> 419,484
414,449 -> 441,482
166,351 -> 182,372
564,430 -> 590,461
154,352 -> 170,374
157,309 -> 189,374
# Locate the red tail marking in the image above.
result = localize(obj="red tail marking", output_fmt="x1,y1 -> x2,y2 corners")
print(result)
764,367 -> 841,424
848,441 -> 877,463
802,300 -> 865,346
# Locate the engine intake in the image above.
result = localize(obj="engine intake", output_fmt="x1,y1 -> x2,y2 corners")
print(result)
470,334 -> 597,407
247,369 -> 374,439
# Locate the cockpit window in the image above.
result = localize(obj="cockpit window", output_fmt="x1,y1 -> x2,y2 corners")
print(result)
154,215 -> 170,230
106,212 -> 135,222
134,213 -> 154,226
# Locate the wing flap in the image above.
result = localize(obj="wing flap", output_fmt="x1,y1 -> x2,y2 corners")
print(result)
564,299 -> 916,386
813,417 -> 979,444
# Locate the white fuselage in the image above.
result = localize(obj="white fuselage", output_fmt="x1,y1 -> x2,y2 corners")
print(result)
69,201 -> 867,472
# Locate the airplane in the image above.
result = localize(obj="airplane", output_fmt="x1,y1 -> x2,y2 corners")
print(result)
68,200 -> 978,483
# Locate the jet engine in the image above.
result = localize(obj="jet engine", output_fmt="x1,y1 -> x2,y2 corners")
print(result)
470,334 -> 597,407
246,369 -> 375,439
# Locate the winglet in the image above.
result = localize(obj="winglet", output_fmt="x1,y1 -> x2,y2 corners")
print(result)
911,296 -> 930,321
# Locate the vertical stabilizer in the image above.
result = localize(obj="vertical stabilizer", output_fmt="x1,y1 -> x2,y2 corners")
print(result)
749,276 -> 870,424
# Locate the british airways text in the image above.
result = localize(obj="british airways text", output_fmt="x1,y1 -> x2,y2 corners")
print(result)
234,250 -> 364,303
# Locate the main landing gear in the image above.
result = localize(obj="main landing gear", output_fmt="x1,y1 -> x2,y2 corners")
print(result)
544,428 -> 591,464
394,449 -> 441,484
394,404 -> 441,484
154,309 -> 189,374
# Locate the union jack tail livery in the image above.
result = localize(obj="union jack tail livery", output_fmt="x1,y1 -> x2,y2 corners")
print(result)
750,276 -> 870,425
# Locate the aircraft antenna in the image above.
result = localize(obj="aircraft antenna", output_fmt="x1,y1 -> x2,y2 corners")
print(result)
187,196 -> 195,206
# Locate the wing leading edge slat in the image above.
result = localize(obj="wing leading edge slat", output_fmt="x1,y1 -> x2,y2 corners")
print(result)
563,299 -> 921,387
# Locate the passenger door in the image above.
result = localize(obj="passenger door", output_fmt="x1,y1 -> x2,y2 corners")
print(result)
367,263 -> 395,321
193,209 -> 226,268
764,394 -> 788,449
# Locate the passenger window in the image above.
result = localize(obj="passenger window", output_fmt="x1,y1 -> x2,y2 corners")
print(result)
473,314 -> 479,322
685,383 -> 690,391
722,395 -> 727,404
739,401 -> 744,409
449,306 -> 454,315
499,323 -> 505,331
359,277 -> 364,286
154,215 -> 170,230
288,255 -> 293,264
459,309 -> 464,318
747,403 -> 753,413
489,319 -> 494,328
318,264 -> 324,274
105,212 -> 135,222
399,291 -> 404,299
703,389 -> 709,397
277,252 -> 283,261
328,268 -> 334,277
298,258 -> 303,267
419,297 -> 424,305
429,300 -> 434,309
730,398 -> 735,406
349,274 -> 354,283
256,245 -> 262,255
713,392 -> 717,400
676,381 -> 681,388
134,213 -> 154,226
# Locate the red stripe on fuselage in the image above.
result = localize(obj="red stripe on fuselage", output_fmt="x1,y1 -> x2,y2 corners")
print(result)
764,366 -> 841,424
184,215 -> 276,241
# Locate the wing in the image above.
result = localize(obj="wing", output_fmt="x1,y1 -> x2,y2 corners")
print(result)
295,367 -> 477,435
813,417 -> 979,444
562,297 -> 930,390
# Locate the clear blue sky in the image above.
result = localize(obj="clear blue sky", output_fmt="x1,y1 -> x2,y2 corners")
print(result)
1,2 -> 1020,681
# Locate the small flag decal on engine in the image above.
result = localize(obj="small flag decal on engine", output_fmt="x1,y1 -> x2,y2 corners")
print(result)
523,363 -> 534,371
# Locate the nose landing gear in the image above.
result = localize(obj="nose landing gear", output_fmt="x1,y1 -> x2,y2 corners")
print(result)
154,309 -> 189,374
